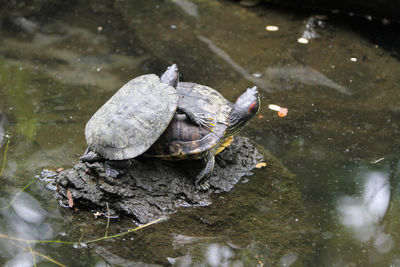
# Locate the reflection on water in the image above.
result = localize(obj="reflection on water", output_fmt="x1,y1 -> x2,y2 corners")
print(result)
198,36 -> 350,95
280,252 -> 299,266
337,171 -> 392,253
205,243 -> 234,267
2,23 -> 145,91
263,66 -> 350,95
197,35 -> 269,91
168,242 -> 240,266
0,114 -> 6,145
1,190 -> 53,266
171,0 -> 198,17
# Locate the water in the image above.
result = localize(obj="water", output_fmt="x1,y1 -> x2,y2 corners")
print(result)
1,0 -> 400,266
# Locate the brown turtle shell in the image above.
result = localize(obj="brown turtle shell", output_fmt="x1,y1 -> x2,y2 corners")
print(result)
145,82 -> 232,158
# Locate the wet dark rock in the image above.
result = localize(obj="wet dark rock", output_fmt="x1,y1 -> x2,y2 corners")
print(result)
39,136 -> 264,224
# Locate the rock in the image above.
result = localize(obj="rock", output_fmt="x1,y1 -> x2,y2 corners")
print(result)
38,136 -> 264,224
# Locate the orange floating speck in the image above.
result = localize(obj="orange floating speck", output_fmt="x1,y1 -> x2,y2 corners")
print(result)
255,162 -> 267,168
278,108 -> 288,117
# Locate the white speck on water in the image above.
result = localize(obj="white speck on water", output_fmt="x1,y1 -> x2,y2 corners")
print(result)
171,24 -> 177,29
268,104 -> 281,111
297,37 -> 309,44
266,25 -> 279,31
252,73 -> 262,78
350,57 -> 357,62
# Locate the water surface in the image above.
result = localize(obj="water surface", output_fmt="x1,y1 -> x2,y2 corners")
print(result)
0,0 -> 399,266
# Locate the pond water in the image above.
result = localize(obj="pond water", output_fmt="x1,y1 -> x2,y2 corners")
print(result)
1,0 -> 400,266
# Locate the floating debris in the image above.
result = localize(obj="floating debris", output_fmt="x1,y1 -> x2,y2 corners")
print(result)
93,211 -> 103,218
268,104 -> 288,117
297,16 -> 327,44
268,104 -> 281,111
266,25 -> 279,32
365,15 -> 372,21
315,15 -> 328,20
371,157 -> 385,164
350,57 -> 357,62
297,37 -> 309,44
382,18 -> 390,25
255,162 -> 267,168
278,108 -> 288,117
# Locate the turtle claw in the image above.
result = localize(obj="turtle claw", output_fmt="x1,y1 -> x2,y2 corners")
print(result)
197,181 -> 210,191
106,167 -> 120,178
192,113 -> 215,132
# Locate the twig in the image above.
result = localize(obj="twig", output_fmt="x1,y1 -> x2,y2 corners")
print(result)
0,135 -> 10,177
28,249 -> 65,267
27,243 -> 37,267
85,217 -> 166,244
0,210 -> 165,265
105,202 -> 110,237
0,232 -> 74,245
77,228 -> 86,244
10,240 -> 66,267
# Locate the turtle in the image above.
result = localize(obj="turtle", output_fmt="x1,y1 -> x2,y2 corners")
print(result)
80,64 -> 214,176
144,83 -> 260,190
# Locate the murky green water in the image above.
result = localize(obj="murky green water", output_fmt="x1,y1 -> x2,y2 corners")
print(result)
1,0 -> 400,266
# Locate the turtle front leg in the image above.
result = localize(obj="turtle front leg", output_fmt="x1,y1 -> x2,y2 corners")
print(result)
178,106 -> 215,132
105,160 -> 132,178
195,150 -> 216,190
80,147 -> 101,163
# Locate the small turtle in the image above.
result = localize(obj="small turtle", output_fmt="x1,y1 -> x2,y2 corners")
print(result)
144,83 -> 260,190
80,65 -> 213,176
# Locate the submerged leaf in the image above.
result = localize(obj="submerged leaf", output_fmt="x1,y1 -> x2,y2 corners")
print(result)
66,190 -> 74,208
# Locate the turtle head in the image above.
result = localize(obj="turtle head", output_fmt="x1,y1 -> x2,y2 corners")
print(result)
228,86 -> 260,134
160,64 -> 179,88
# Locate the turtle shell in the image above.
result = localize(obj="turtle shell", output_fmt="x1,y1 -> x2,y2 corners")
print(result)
85,74 -> 179,160
146,82 -> 232,158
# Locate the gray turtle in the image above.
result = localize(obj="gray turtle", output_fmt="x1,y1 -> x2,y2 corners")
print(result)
144,83 -> 260,190
80,64 -> 213,176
